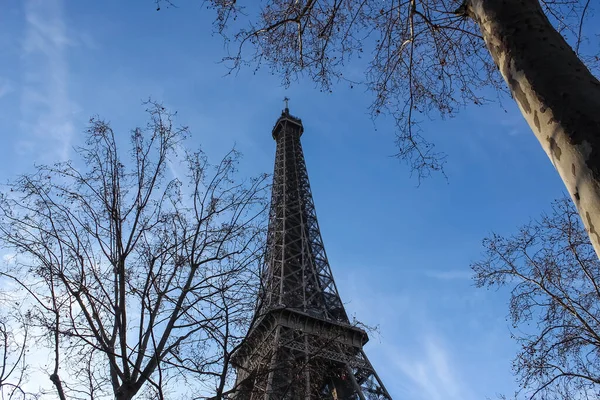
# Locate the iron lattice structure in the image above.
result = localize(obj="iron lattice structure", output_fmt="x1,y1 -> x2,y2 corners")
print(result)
231,108 -> 391,400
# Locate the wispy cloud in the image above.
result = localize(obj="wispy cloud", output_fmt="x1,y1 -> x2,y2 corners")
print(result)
499,114 -> 526,137
393,335 -> 471,400
424,269 -> 472,280
20,0 -> 74,161
340,267 -> 501,399
0,78 -> 13,99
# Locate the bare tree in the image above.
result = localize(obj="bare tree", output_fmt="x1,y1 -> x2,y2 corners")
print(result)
158,0 -> 600,259
473,197 -> 600,399
0,102 -> 269,400
0,311 -> 30,400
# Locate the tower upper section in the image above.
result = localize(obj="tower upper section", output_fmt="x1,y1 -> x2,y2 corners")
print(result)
231,107 -> 392,400
260,106 -> 347,323
271,107 -> 304,140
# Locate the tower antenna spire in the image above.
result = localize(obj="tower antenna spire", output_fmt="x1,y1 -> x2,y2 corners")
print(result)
283,96 -> 290,112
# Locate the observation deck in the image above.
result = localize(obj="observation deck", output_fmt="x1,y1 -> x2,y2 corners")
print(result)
271,108 -> 304,140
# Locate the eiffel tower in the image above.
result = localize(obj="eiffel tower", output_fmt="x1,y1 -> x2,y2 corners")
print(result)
231,104 -> 391,399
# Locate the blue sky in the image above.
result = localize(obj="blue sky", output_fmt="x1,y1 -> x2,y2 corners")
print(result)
1,0 -> 597,398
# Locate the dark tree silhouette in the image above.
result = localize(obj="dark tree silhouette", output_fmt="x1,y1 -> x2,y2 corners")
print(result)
0,102 -> 269,400
0,312 -> 30,400
474,197 -> 600,399
161,0 -> 600,259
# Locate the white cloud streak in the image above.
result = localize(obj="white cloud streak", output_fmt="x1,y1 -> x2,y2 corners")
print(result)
393,335 -> 470,400
424,269 -> 472,280
340,269 -> 485,400
20,0 -> 74,161
0,78 -> 13,99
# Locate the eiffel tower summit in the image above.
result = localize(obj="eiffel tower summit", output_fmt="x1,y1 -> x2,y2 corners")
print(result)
231,102 -> 392,399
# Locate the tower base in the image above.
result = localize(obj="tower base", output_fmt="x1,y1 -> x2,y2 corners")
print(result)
231,308 -> 391,400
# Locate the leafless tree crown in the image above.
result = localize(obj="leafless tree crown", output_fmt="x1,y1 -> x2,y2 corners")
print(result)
155,0 -> 597,180
0,102 -> 269,400
473,197 -> 600,399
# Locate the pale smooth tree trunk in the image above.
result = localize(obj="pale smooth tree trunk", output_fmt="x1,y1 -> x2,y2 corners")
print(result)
465,0 -> 600,258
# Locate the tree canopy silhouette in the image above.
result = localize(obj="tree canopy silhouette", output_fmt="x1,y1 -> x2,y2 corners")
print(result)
0,102 -> 269,400
474,197 -> 600,399
159,0 -> 600,259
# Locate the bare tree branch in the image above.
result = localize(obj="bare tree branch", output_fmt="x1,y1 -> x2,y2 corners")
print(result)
0,102 -> 269,400
473,196 -> 600,399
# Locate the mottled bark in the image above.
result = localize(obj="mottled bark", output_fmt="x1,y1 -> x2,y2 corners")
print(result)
465,0 -> 600,258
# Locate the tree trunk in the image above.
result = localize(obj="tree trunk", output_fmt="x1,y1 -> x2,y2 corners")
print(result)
115,380 -> 142,400
49,373 -> 68,400
465,0 -> 600,258
115,389 -> 136,400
